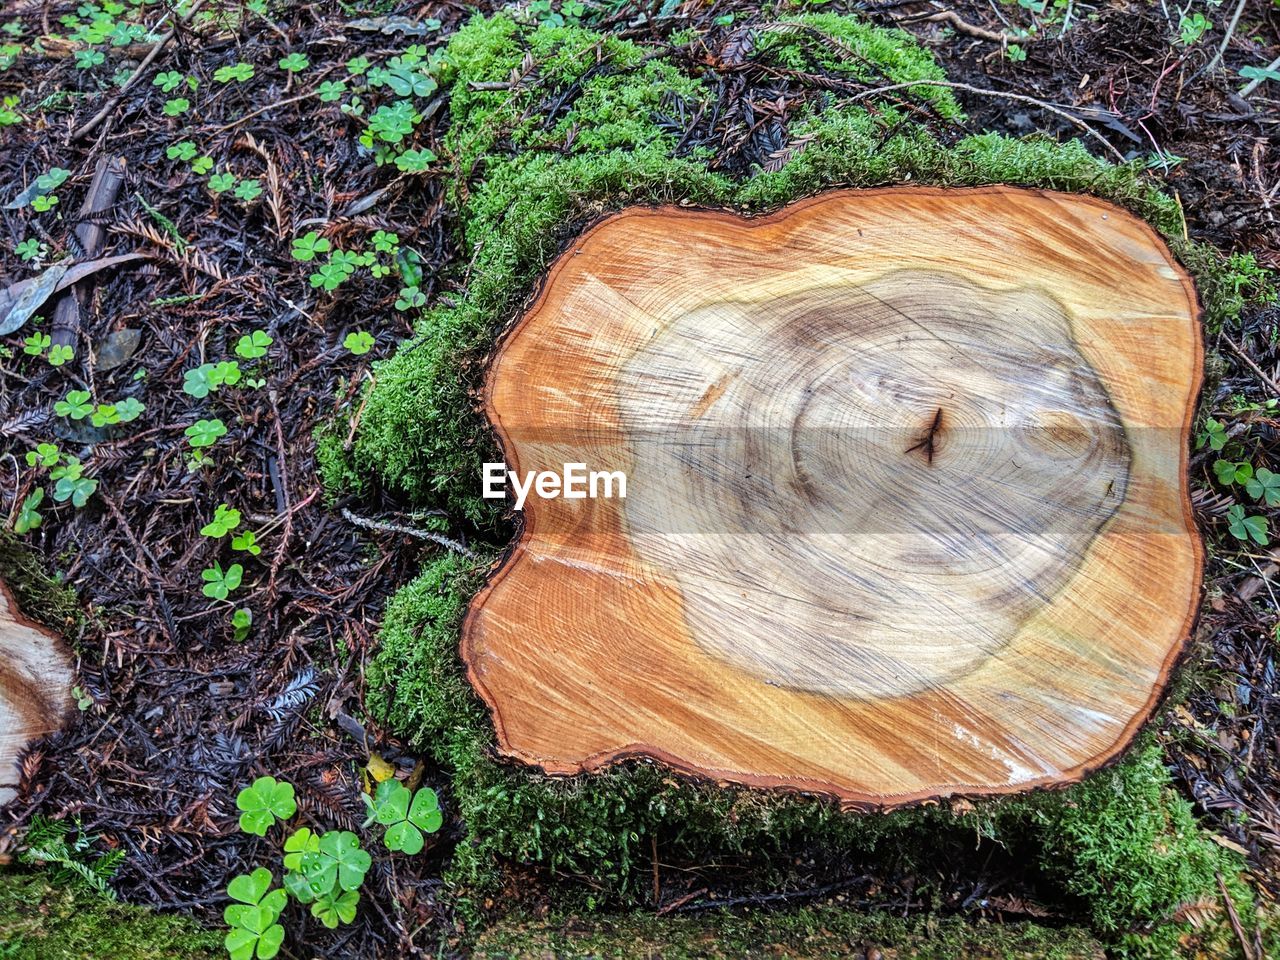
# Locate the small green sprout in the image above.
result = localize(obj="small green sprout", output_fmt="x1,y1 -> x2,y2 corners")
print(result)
191,155 -> 214,175
201,504 -> 242,538
166,140 -> 197,161
291,231 -> 330,261
16,237 -> 46,261
232,530 -> 262,555
212,360 -> 242,386
25,443 -> 60,468
1178,13 -> 1211,45
311,890 -> 359,929
316,80 -> 347,102
23,332 -> 49,355
115,397 -> 145,422
394,286 -> 425,311
55,389 -> 93,420
162,97 -> 191,116
232,607 -> 252,642
1227,504 -> 1269,546
185,418 -> 228,448
343,331 -> 374,356
224,867 -> 286,960
235,330 -> 272,360
50,458 -> 97,508
36,168 -> 70,192
208,172 -> 237,193
31,194 -> 58,212
234,179 -> 262,202
370,230 -> 399,254
47,344 -> 74,366
393,148 -> 435,173
278,52 -> 309,72
90,403 -> 121,427
72,685 -> 93,710
74,49 -> 104,69
345,56 -> 370,76
214,62 -> 254,83
202,561 -> 243,600
363,779 -> 442,854
14,489 -> 43,534
153,70 -> 184,92
236,776 -> 295,835
1197,418 -> 1227,451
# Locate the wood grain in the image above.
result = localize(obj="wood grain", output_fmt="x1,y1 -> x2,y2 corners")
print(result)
0,581 -> 72,805
462,187 -> 1203,808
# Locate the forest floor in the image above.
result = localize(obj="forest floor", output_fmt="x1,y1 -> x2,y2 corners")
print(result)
0,1 -> 1278,958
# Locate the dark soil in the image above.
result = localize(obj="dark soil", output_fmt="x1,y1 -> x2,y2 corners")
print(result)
0,1 -> 1277,957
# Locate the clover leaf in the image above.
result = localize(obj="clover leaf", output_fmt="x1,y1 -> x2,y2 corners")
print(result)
224,867 -> 286,960
203,561 -> 244,601
236,776 -> 295,836
1226,504 -> 1269,546
55,389 -> 93,420
298,830 -> 370,896
1245,467 -> 1280,507
363,779 -> 442,854
186,418 -> 228,448
311,889 -> 359,929
201,503 -> 242,538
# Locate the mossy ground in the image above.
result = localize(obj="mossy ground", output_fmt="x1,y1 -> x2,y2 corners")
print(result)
328,11 -> 1278,958
474,907 -> 1107,959
0,871 -> 220,959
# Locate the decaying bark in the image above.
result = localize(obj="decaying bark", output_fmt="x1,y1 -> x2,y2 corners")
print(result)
0,580 -> 72,805
463,187 -> 1203,807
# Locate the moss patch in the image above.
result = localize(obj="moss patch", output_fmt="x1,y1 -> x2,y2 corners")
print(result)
474,907 -> 1106,959
0,871 -> 220,959
343,10 -> 1277,957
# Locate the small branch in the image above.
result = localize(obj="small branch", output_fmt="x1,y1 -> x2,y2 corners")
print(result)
903,10 -> 1018,45
1216,873 -> 1256,960
1220,335 -> 1280,399
1203,0 -> 1249,79
851,80 -> 1127,162
1239,54 -> 1280,98
341,508 -> 478,559
70,0 -> 207,141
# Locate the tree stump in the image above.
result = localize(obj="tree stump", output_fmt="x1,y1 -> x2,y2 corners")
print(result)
0,580 -> 72,805
462,187 -> 1202,807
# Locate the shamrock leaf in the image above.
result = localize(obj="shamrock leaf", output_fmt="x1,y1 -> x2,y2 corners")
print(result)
1245,467 -> 1280,507
363,779 -> 442,854
1226,504 -> 1270,546
224,867 -> 287,960
282,826 -> 321,871
1213,459 -> 1253,486
299,830 -> 371,896
311,889 -> 359,929
236,776 -> 296,835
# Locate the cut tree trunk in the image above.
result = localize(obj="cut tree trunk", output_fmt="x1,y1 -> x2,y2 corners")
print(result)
0,580 -> 72,805
463,187 -> 1203,808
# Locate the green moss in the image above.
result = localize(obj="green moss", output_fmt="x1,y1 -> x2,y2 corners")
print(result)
0,532 -> 81,635
344,10 -> 1278,955
473,906 -> 1105,959
0,871 -> 220,959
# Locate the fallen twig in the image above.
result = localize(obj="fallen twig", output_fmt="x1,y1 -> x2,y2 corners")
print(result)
1220,335 -> 1280,398
1239,54 -> 1280,98
851,79 -> 1127,161
71,0 -> 208,141
341,508 -> 478,559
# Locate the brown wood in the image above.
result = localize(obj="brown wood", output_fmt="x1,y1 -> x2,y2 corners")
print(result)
462,187 -> 1203,808
0,580 -> 72,805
